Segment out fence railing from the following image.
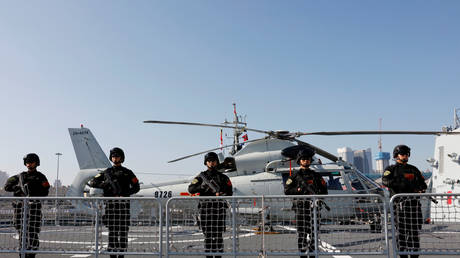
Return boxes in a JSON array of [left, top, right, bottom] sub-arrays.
[[390, 193, 460, 258], [0, 197, 162, 258], [0, 194, 459, 257], [165, 194, 389, 257]]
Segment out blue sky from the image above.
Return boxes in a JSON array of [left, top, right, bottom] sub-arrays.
[[1, 1, 460, 186]]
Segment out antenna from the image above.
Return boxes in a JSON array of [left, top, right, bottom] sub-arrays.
[[378, 118, 382, 152], [455, 108, 460, 130], [222, 103, 247, 155]]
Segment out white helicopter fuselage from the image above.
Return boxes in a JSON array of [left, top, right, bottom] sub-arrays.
[[67, 127, 383, 222]]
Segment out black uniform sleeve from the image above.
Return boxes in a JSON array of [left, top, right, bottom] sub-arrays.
[[30, 173, 50, 197], [381, 166, 392, 188], [188, 175, 204, 194], [316, 175, 328, 195], [88, 172, 107, 189], [220, 175, 233, 196], [127, 169, 140, 196], [4, 175, 21, 194], [284, 174, 300, 195], [414, 167, 428, 193]]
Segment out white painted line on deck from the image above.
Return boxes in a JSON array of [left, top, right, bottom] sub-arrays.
[[278, 225, 351, 258], [320, 240, 352, 258], [278, 225, 296, 231]]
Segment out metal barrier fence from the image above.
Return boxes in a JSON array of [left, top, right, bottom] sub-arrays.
[[4, 194, 460, 257], [390, 193, 460, 258], [0, 197, 162, 257], [165, 194, 389, 257]]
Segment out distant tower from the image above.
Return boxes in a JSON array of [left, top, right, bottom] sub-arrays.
[[337, 147, 354, 164], [375, 118, 390, 174]]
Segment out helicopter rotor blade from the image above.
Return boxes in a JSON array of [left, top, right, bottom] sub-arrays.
[[295, 130, 460, 136], [168, 137, 267, 163], [143, 120, 270, 134], [294, 139, 339, 162]]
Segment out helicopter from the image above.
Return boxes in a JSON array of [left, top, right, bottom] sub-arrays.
[[66, 104, 459, 230]]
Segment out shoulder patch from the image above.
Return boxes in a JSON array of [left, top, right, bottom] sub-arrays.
[[383, 170, 391, 176], [7, 176, 17, 183], [286, 178, 292, 185], [191, 178, 199, 184]]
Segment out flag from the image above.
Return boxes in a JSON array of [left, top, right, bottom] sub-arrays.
[[242, 134, 248, 141], [220, 129, 223, 150]]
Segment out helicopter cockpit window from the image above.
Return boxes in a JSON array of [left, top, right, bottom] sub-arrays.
[[319, 172, 346, 191], [357, 173, 380, 190], [345, 171, 366, 191]]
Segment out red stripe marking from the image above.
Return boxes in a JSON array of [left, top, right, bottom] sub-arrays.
[[447, 191, 453, 205]]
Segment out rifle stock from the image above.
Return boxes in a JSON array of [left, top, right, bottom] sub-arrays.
[[199, 174, 221, 194], [104, 171, 121, 196]]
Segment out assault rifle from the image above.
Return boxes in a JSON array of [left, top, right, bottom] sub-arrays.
[[299, 179, 330, 211], [104, 171, 122, 196], [199, 173, 222, 195], [18, 173, 29, 197]]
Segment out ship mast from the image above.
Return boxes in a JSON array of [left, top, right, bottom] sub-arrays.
[[223, 103, 247, 155], [378, 118, 383, 152], [454, 108, 460, 130]]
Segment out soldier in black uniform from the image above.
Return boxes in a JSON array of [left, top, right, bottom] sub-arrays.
[[88, 147, 140, 258], [382, 145, 427, 258], [4, 153, 50, 258], [188, 152, 233, 258], [284, 148, 328, 258]]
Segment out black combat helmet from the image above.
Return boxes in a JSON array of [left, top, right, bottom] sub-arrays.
[[204, 152, 219, 165], [296, 148, 315, 165], [109, 147, 125, 163], [393, 145, 411, 158], [23, 153, 40, 166]]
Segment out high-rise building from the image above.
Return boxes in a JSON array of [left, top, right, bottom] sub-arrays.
[[337, 147, 374, 174], [375, 152, 391, 174], [353, 148, 373, 174], [337, 147, 354, 164]]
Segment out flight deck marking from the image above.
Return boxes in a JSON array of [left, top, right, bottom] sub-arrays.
[[275, 226, 352, 257], [319, 240, 352, 258]]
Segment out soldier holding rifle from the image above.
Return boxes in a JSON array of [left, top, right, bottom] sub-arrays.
[[89, 147, 140, 258], [284, 148, 328, 258], [382, 145, 427, 258], [5, 153, 50, 258], [189, 152, 233, 258]]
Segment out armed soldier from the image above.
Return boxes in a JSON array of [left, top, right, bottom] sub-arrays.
[[382, 145, 427, 258], [188, 152, 233, 258], [284, 148, 328, 258], [4, 153, 50, 258], [88, 147, 140, 258]]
